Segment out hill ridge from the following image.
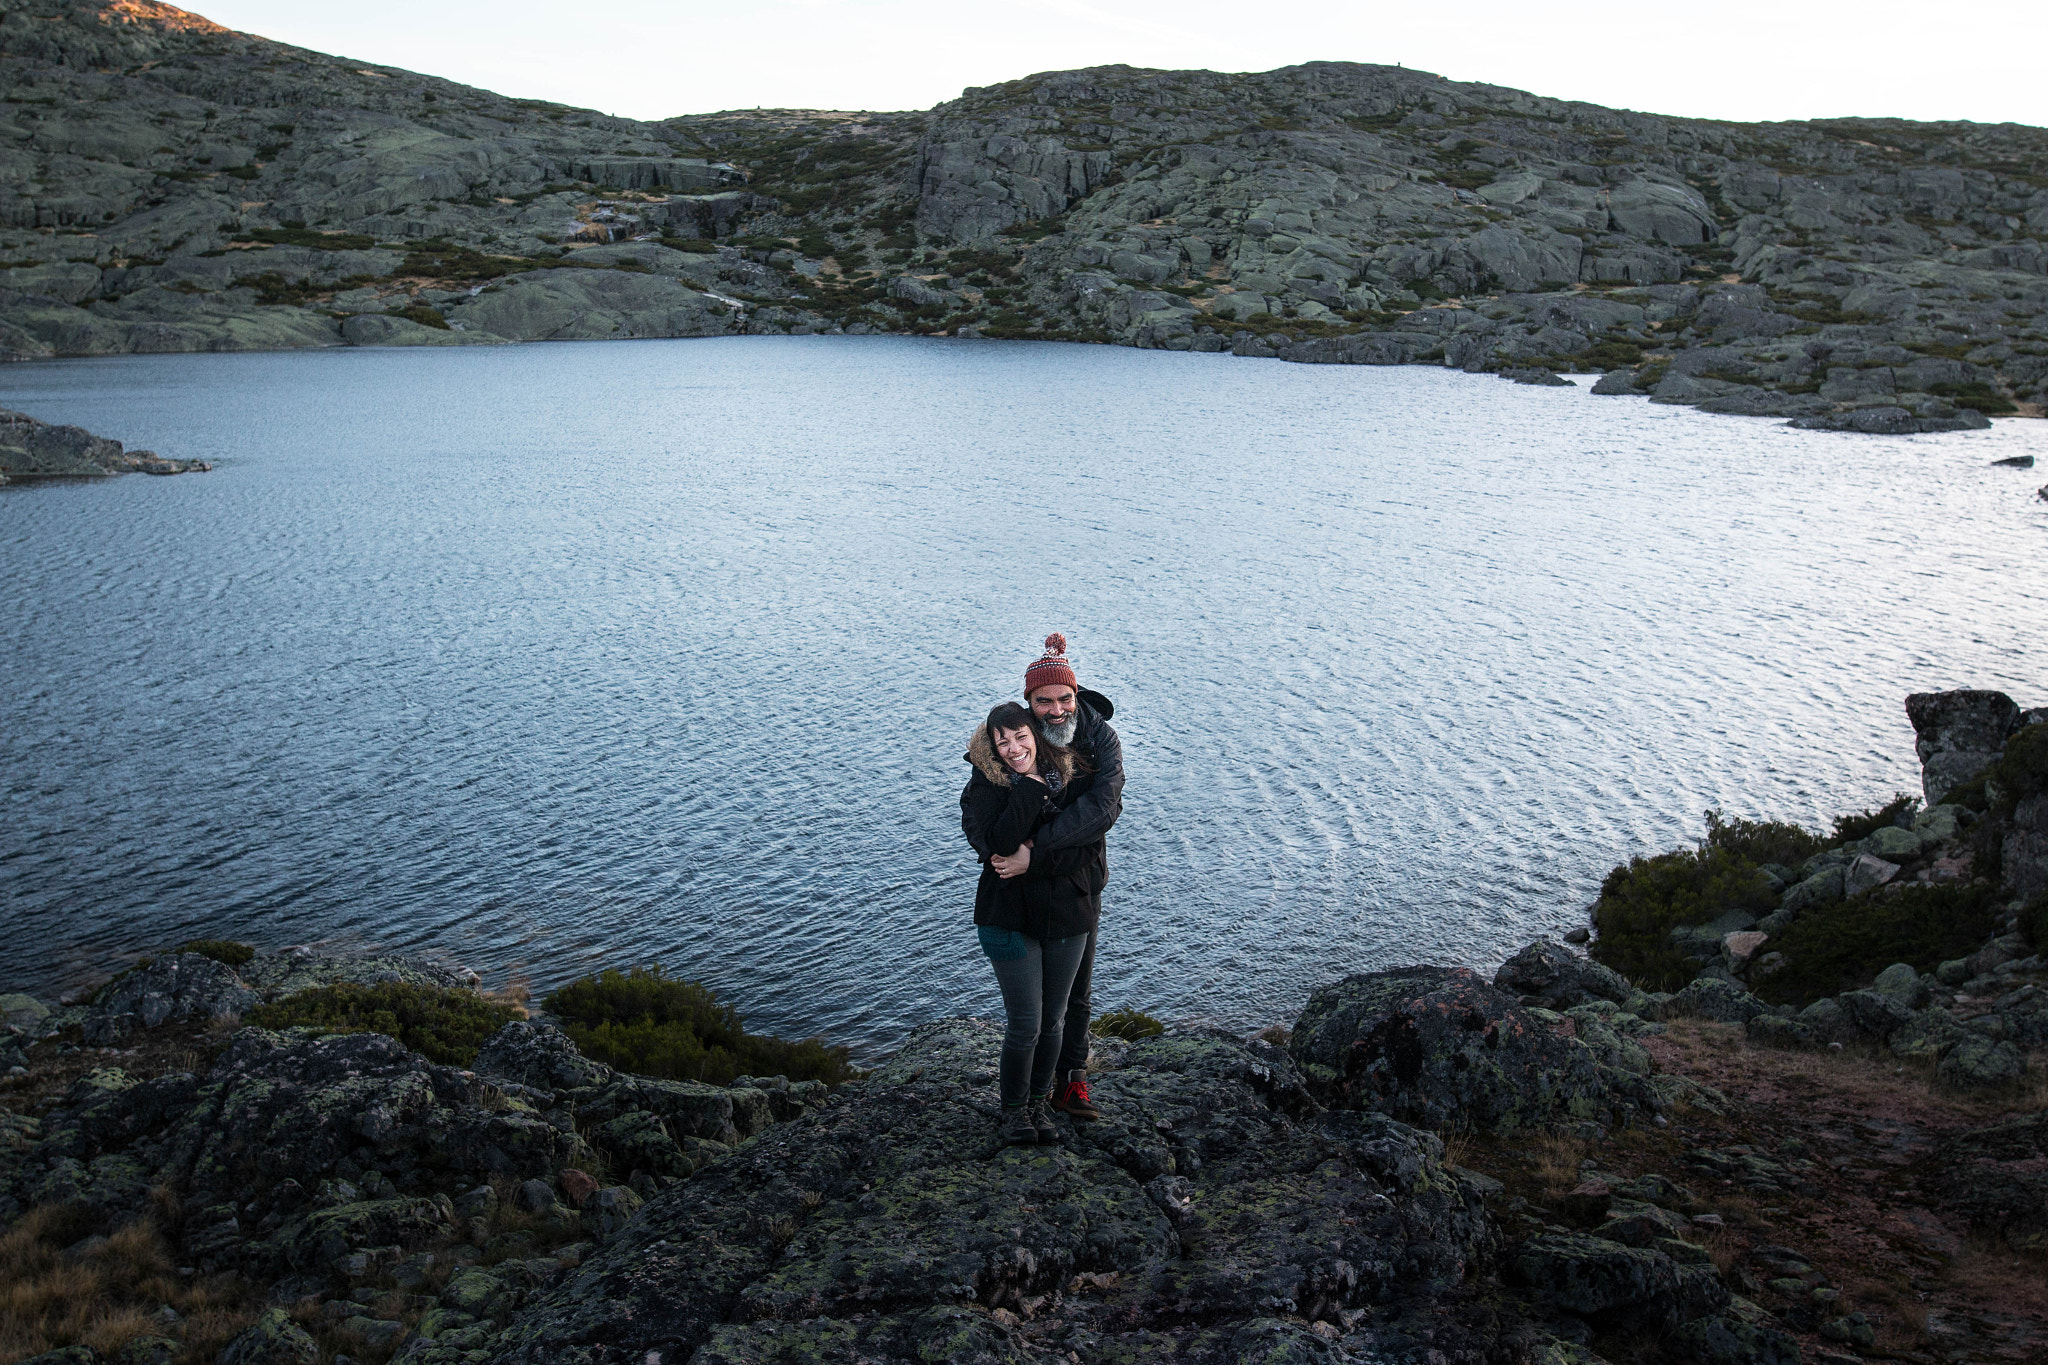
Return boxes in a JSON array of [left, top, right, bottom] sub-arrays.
[[1, 0, 2044, 433]]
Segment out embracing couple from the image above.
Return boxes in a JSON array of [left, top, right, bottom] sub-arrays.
[[959, 633, 1125, 1147]]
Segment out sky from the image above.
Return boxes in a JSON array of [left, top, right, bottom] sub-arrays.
[[192, 0, 2047, 129]]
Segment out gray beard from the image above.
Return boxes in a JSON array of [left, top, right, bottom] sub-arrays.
[[1043, 714, 1078, 747]]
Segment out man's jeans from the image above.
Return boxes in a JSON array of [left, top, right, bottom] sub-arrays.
[[1055, 927, 1096, 1077]]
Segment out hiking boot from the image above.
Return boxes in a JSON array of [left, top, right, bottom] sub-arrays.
[[998, 1105, 1038, 1146], [1049, 1070, 1100, 1122], [1027, 1096, 1059, 1145]]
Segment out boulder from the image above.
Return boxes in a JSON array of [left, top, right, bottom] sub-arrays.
[[1868, 962, 1927, 1007], [1650, 978, 1769, 1024], [1862, 824, 1924, 859], [1291, 966, 1657, 1133], [83, 953, 257, 1043], [1927, 1110, 2048, 1250], [1779, 865, 1843, 914], [474, 1021, 615, 1092], [0, 992, 52, 1034], [1936, 1033, 2026, 1089], [280, 1196, 457, 1270], [1722, 931, 1768, 968], [1593, 1199, 1692, 1247], [1906, 689, 2021, 803], [1674, 1306, 1801, 1365], [215, 1308, 319, 1365], [1842, 852, 1901, 898], [1884, 1008, 1966, 1061], [1834, 988, 1917, 1041], [1493, 939, 1634, 1009], [582, 1185, 643, 1241], [1508, 1232, 1729, 1329]]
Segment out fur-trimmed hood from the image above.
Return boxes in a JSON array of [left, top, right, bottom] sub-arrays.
[[965, 722, 1075, 788]]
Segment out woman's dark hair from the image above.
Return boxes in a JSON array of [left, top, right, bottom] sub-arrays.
[[982, 701, 1091, 778]]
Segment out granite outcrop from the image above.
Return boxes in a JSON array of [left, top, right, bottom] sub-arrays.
[[0, 407, 209, 481], [1, 2, 2044, 436]]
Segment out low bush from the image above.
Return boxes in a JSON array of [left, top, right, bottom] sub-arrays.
[[232, 227, 376, 251], [1703, 809, 1825, 867], [1093, 1008, 1164, 1040], [176, 939, 255, 967], [1589, 842, 1778, 991], [1984, 722, 2048, 817], [659, 236, 719, 253], [545, 966, 856, 1086], [1583, 339, 1645, 368], [1930, 381, 2017, 414], [1754, 880, 2005, 1005], [246, 982, 520, 1065], [397, 241, 545, 282], [1831, 792, 1917, 843], [386, 304, 451, 330]]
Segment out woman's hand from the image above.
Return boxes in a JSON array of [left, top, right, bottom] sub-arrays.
[[991, 841, 1033, 879]]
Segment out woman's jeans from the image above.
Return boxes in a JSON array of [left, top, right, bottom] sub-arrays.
[[983, 932, 1089, 1108]]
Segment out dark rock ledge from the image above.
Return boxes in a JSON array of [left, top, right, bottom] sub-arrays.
[[0, 408, 210, 483], [0, 937, 1791, 1365], [3, 690, 2045, 1365]]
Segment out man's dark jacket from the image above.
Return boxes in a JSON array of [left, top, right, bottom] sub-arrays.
[[959, 691, 1124, 940]]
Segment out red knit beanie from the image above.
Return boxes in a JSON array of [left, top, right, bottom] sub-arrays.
[[1024, 632, 1080, 697]]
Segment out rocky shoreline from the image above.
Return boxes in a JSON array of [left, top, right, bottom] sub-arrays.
[[2, 688, 2044, 1365], [0, 408, 209, 483], [4, 4, 2047, 435]]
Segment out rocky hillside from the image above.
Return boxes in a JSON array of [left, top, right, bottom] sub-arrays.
[[4, 1, 2048, 434]]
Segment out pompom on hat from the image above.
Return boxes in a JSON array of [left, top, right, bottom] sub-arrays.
[[1024, 632, 1080, 697]]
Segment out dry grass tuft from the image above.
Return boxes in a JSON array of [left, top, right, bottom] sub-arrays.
[[79, 1305, 158, 1357], [1527, 1131, 1594, 1198], [483, 969, 532, 1017], [1437, 1132, 1472, 1172], [0, 1207, 254, 1365]]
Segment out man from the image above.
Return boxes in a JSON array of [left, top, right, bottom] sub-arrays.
[[977, 632, 1124, 1122]]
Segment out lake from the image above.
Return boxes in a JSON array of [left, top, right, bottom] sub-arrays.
[[2, 337, 2043, 1053]]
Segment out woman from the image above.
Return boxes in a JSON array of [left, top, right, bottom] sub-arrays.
[[961, 700, 1105, 1145]]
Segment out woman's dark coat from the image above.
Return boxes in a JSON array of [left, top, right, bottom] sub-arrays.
[[959, 725, 1108, 942]]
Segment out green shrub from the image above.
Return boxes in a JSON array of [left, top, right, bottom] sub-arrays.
[[1583, 339, 1645, 368], [998, 219, 1062, 242], [233, 227, 377, 250], [545, 966, 856, 1086], [1831, 793, 1918, 843], [387, 304, 450, 330], [247, 982, 520, 1065], [1985, 722, 2048, 817], [1754, 881, 2005, 1006], [1589, 844, 1778, 991], [176, 939, 254, 967], [1093, 1008, 1165, 1040], [1703, 809, 1824, 867], [660, 237, 719, 253], [1929, 381, 2017, 414]]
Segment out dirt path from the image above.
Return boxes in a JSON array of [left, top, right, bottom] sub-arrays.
[[1461, 1020, 2047, 1364]]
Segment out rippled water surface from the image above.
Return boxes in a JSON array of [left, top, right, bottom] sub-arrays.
[[3, 338, 2043, 1050]]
